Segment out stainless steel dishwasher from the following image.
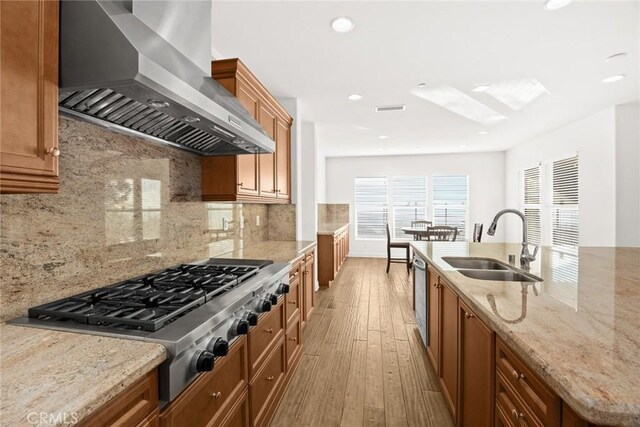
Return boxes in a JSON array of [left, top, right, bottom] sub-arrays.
[[413, 256, 428, 347]]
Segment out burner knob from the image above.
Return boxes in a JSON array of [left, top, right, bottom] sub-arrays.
[[242, 310, 259, 326], [255, 299, 272, 313], [235, 319, 249, 335], [266, 293, 278, 305], [194, 350, 215, 372], [277, 283, 290, 294], [208, 337, 229, 356]]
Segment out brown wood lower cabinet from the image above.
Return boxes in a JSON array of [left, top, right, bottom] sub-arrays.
[[219, 389, 250, 427], [439, 280, 459, 420], [249, 338, 286, 427], [81, 370, 158, 427], [302, 250, 315, 322], [248, 299, 285, 377], [159, 337, 248, 427], [459, 301, 495, 427], [420, 260, 596, 427], [318, 226, 349, 287]]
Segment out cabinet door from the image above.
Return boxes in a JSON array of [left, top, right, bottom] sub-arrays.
[[459, 301, 494, 427], [0, 0, 59, 194], [235, 83, 260, 196], [439, 281, 458, 420], [426, 268, 440, 372], [303, 256, 314, 322], [258, 103, 276, 198], [275, 118, 290, 200]]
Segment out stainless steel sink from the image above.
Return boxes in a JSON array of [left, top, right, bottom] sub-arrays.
[[442, 256, 543, 283], [442, 257, 510, 270], [457, 269, 542, 283]]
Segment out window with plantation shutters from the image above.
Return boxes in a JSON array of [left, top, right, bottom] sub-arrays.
[[523, 166, 541, 245], [391, 176, 428, 240], [551, 155, 579, 250], [432, 175, 468, 240], [354, 177, 388, 239]]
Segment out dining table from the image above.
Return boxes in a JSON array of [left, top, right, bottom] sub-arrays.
[[401, 226, 432, 240]]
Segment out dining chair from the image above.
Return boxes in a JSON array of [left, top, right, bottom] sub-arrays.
[[473, 223, 483, 242], [427, 226, 458, 242], [386, 223, 411, 274], [410, 220, 433, 240]]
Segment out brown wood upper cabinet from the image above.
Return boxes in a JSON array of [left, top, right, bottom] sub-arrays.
[[0, 0, 60, 194], [202, 58, 292, 203]]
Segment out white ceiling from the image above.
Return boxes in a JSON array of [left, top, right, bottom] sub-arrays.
[[211, 1, 639, 157]]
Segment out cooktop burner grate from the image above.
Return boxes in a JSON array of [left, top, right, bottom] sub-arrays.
[[27, 263, 260, 332]]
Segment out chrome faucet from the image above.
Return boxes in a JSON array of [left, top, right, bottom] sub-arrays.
[[486, 209, 539, 270]]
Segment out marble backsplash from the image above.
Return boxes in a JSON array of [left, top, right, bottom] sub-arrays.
[[318, 203, 349, 227], [0, 117, 291, 322], [269, 204, 296, 241]]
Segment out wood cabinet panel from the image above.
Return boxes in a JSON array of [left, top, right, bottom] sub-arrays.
[[81, 370, 158, 427], [496, 338, 561, 427], [285, 315, 301, 370], [318, 228, 348, 288], [136, 409, 159, 427], [285, 278, 300, 327], [302, 251, 315, 322], [248, 298, 285, 377], [439, 280, 458, 420], [459, 301, 494, 427], [258, 103, 276, 198], [496, 370, 541, 427], [0, 0, 59, 193], [159, 337, 248, 427], [275, 119, 290, 199], [426, 267, 440, 373], [249, 338, 286, 427], [219, 389, 250, 427]]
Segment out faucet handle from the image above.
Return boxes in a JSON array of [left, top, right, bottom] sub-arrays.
[[531, 244, 539, 258]]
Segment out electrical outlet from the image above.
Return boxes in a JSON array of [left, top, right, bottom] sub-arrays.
[[222, 217, 229, 231], [256, 215, 261, 226]]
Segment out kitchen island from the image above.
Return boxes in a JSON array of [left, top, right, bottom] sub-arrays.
[[411, 241, 640, 426]]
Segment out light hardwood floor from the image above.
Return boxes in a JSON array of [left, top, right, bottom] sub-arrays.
[[271, 257, 455, 427]]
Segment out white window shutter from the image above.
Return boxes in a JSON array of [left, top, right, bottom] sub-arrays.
[[432, 175, 468, 240], [354, 177, 388, 239]]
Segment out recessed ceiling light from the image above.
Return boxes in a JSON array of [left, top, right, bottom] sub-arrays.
[[378, 135, 389, 140], [477, 131, 489, 135], [472, 84, 490, 93], [347, 93, 363, 101], [601, 74, 626, 83], [605, 52, 628, 63], [544, 0, 572, 10], [331, 17, 354, 33], [375, 105, 406, 112]]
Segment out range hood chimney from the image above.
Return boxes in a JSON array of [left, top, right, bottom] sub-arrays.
[[58, 0, 275, 156]]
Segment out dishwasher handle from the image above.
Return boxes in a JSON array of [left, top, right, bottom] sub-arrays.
[[413, 257, 426, 271]]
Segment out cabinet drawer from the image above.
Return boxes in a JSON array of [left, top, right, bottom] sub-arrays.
[[285, 279, 300, 326], [220, 389, 250, 427], [136, 409, 159, 427], [249, 298, 285, 376], [250, 339, 286, 427], [289, 261, 302, 280], [159, 337, 248, 427], [285, 316, 301, 369], [496, 370, 541, 427], [82, 370, 158, 427], [496, 338, 561, 427]]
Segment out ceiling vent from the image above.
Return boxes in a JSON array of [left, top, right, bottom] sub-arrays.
[[375, 105, 406, 112]]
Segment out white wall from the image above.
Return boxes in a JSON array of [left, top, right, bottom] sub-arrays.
[[325, 152, 505, 257], [615, 102, 640, 247], [504, 108, 617, 246], [300, 122, 318, 241]]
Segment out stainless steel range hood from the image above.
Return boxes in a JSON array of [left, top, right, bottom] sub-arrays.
[[58, 0, 275, 156]]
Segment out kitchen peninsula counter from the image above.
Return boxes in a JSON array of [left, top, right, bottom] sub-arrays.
[[411, 242, 640, 426]]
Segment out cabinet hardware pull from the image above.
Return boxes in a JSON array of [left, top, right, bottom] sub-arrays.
[[288, 301, 296, 305], [265, 328, 273, 333], [45, 147, 60, 157], [511, 409, 523, 419], [266, 376, 275, 381], [289, 337, 297, 341], [465, 312, 476, 319], [211, 392, 221, 400], [512, 370, 526, 381], [237, 182, 243, 186]]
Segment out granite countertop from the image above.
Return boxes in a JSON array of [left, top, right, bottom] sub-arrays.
[[317, 222, 349, 236], [216, 240, 316, 264], [0, 324, 166, 426], [411, 242, 640, 426]]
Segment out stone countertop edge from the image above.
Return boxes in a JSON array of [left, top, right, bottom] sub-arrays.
[[0, 324, 166, 427], [410, 243, 640, 427], [317, 222, 349, 236]]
